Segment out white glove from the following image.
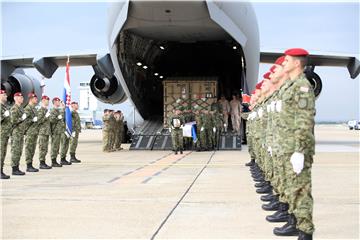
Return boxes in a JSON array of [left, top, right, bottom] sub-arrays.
[[266, 104, 271, 113], [32, 116, 38, 122], [169, 128, 172, 133], [57, 115, 62, 120], [45, 112, 50, 118], [267, 146, 272, 157], [276, 100, 282, 112], [180, 125, 184, 129], [21, 113, 27, 120], [223, 124, 227, 127], [72, 131, 76, 137], [4, 110, 10, 117], [290, 152, 304, 174], [200, 127, 204, 131], [213, 127, 216, 133], [258, 108, 263, 118]]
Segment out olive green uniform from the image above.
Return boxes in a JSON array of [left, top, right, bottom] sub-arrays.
[[70, 110, 81, 154], [24, 104, 40, 164], [38, 106, 51, 163], [10, 104, 27, 167], [1, 103, 12, 171]]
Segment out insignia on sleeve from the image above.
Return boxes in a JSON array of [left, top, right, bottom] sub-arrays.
[[300, 86, 309, 93], [298, 98, 308, 109]]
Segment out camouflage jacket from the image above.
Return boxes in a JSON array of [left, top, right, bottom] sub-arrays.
[[275, 74, 316, 156], [10, 104, 27, 134], [72, 111, 81, 132], [49, 108, 64, 135], [24, 104, 39, 135], [38, 106, 51, 136], [1, 103, 12, 136], [102, 115, 110, 131], [109, 115, 116, 131]]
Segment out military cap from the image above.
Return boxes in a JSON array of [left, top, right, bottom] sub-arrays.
[[0, 89, 6, 94], [28, 92, 37, 98], [52, 97, 60, 101], [275, 55, 286, 65], [14, 92, 23, 97], [256, 80, 264, 89], [269, 65, 276, 73], [284, 48, 309, 56], [71, 101, 78, 105], [42, 95, 50, 100], [263, 72, 271, 80]]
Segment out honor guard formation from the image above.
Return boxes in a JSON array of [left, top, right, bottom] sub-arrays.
[[245, 48, 315, 240], [1, 93, 82, 179]]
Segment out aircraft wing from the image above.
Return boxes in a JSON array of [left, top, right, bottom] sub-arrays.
[[1, 53, 98, 79], [260, 51, 360, 79]]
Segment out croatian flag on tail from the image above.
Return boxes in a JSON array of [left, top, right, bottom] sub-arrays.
[[63, 57, 72, 137]]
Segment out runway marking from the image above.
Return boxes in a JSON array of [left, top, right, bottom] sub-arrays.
[[116, 151, 192, 184], [141, 152, 191, 184], [106, 152, 172, 183], [150, 151, 216, 240]]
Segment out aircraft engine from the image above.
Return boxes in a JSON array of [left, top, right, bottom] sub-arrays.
[[304, 68, 323, 99], [1, 73, 42, 105], [89, 74, 126, 104]]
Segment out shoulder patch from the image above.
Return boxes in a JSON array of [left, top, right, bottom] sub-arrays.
[[300, 86, 309, 93]]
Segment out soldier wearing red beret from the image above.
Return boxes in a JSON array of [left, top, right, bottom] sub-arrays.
[[1, 89, 11, 179], [37, 95, 52, 169]]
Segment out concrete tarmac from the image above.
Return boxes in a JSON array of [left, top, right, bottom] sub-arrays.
[[1, 124, 359, 239]]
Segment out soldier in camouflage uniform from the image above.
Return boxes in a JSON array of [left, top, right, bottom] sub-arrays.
[[59, 101, 72, 165], [49, 97, 64, 167], [23, 93, 40, 172], [114, 111, 124, 150], [1, 90, 11, 179], [113, 111, 121, 150], [108, 110, 116, 152], [194, 108, 203, 151], [102, 109, 111, 152], [169, 109, 184, 154], [272, 49, 315, 240], [10, 92, 27, 175], [201, 110, 213, 151], [69, 102, 81, 163], [37, 95, 52, 169]]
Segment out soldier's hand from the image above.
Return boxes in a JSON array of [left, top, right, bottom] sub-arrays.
[[290, 152, 304, 174], [4, 110, 10, 117], [45, 112, 50, 118], [57, 115, 62, 120], [21, 113, 27, 120], [200, 127, 204, 131], [32, 116, 38, 122], [169, 128, 172, 133], [213, 127, 216, 133], [71, 132, 76, 137]]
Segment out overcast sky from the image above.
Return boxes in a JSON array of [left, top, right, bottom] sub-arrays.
[[1, 1, 359, 122]]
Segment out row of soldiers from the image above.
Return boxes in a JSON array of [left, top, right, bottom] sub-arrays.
[[1, 92, 82, 179], [245, 48, 315, 240], [102, 109, 125, 152], [168, 107, 224, 154]]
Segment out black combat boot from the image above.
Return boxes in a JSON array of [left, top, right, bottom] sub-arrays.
[[40, 161, 52, 169], [256, 185, 273, 194], [70, 153, 81, 163], [1, 165, 10, 179], [262, 198, 280, 211], [12, 166, 25, 175], [255, 181, 269, 188], [245, 159, 255, 167], [273, 214, 299, 236], [26, 163, 39, 172], [175, 150, 178, 155], [261, 193, 277, 202], [60, 157, 72, 165], [298, 230, 312, 240], [52, 159, 62, 168], [180, 148, 183, 154], [266, 203, 289, 222]]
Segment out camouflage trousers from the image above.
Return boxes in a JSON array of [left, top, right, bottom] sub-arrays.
[[69, 131, 79, 154], [51, 133, 61, 160], [102, 130, 110, 152], [1, 133, 10, 167], [211, 129, 220, 149], [114, 130, 123, 150], [171, 129, 183, 150], [60, 133, 70, 158], [25, 133, 39, 164], [108, 130, 115, 150], [199, 129, 212, 149], [247, 136, 256, 160], [11, 130, 25, 167], [38, 134, 50, 162], [282, 153, 314, 234]]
